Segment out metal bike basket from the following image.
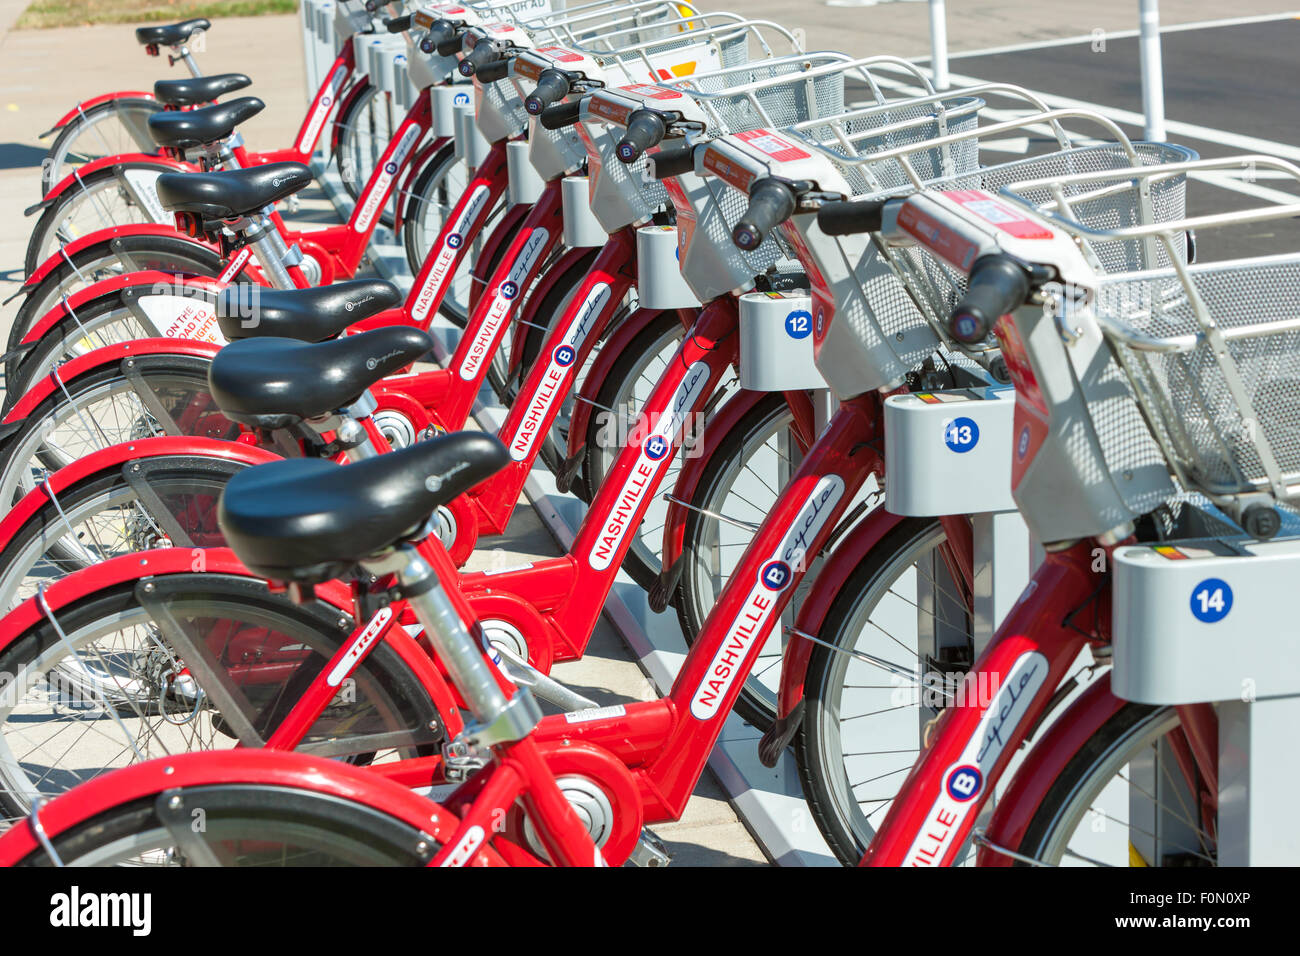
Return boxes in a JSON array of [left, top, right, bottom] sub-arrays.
[[1000, 156, 1300, 509], [516, 13, 796, 182], [787, 96, 1196, 397]]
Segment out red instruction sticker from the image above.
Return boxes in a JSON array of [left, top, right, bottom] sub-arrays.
[[897, 203, 980, 272], [735, 129, 809, 163], [947, 190, 1053, 240], [538, 46, 583, 63], [619, 84, 682, 100]]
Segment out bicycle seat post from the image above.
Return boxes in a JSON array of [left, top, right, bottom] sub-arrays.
[[362, 545, 544, 743]]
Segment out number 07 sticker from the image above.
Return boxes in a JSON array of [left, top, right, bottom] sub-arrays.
[[1191, 578, 1232, 623]]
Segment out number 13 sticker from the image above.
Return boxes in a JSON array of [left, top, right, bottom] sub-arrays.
[[1190, 578, 1232, 623]]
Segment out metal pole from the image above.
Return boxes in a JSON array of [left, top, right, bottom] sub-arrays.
[[1139, 0, 1166, 140], [929, 0, 949, 90]]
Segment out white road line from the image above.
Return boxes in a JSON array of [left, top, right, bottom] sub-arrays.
[[865, 74, 1300, 205], [938, 68, 1300, 164], [910, 11, 1300, 62]]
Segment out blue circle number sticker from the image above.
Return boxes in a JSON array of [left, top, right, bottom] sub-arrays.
[[946, 765, 982, 802], [944, 417, 979, 453], [1190, 578, 1233, 623], [785, 310, 812, 339]]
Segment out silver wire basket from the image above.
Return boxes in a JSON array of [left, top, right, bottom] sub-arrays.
[[1000, 155, 1300, 509], [784, 96, 1196, 393]]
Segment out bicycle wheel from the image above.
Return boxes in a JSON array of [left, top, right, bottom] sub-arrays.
[[7, 236, 224, 384], [0, 359, 235, 512], [576, 311, 689, 591], [401, 141, 498, 328], [1008, 704, 1217, 866], [0, 456, 240, 614], [335, 81, 395, 226], [4, 293, 182, 415], [0, 576, 443, 823], [797, 517, 975, 865], [26, 164, 172, 276], [42, 97, 161, 195], [16, 787, 436, 866], [675, 392, 808, 729]]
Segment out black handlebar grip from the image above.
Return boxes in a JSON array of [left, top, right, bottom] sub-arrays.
[[458, 42, 498, 77], [419, 21, 455, 54], [733, 179, 797, 251], [817, 199, 887, 236], [539, 100, 582, 130], [616, 109, 667, 163], [648, 141, 695, 180], [949, 254, 1031, 343], [385, 14, 412, 32], [526, 69, 571, 115], [476, 58, 511, 83]]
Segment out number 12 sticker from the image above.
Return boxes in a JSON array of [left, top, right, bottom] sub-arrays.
[[1190, 578, 1232, 623]]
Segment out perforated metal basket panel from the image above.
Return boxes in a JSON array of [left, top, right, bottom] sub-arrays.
[[1099, 256, 1300, 503]]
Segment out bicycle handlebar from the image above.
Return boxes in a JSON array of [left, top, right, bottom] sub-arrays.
[[817, 199, 887, 236], [419, 20, 463, 56], [475, 58, 511, 83], [526, 69, 572, 115], [949, 254, 1031, 343], [385, 14, 411, 32], [616, 109, 667, 163], [539, 100, 582, 130], [733, 178, 797, 250], [458, 42, 500, 77], [648, 141, 695, 180]]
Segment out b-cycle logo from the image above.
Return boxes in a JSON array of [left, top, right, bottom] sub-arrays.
[[327, 606, 394, 686], [690, 474, 844, 720], [508, 282, 610, 461], [903, 650, 1047, 866], [643, 435, 669, 460], [588, 360, 710, 571], [459, 227, 551, 382], [354, 122, 422, 234], [410, 184, 491, 323], [298, 64, 348, 154]]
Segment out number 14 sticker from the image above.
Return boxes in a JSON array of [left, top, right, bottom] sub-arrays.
[[1191, 578, 1232, 623]]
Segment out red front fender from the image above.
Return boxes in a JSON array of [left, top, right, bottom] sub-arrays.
[[0, 750, 503, 866], [777, 506, 911, 721], [976, 673, 1128, 866], [0, 437, 279, 550], [24, 223, 219, 290], [0, 547, 351, 655], [21, 271, 227, 347], [39, 154, 192, 206], [49, 91, 157, 133], [4, 337, 222, 423]]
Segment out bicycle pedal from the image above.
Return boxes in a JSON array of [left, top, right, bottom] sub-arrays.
[[628, 828, 672, 867], [757, 700, 803, 768]]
